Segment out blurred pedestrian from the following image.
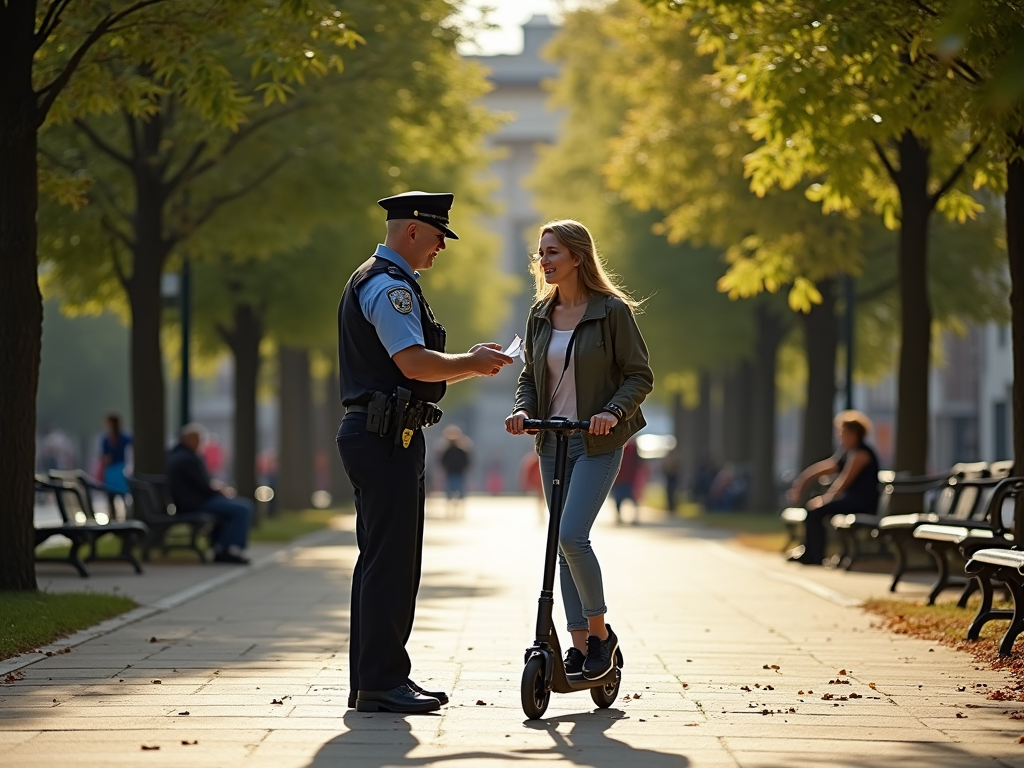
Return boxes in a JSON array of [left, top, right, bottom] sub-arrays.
[[506, 218, 654, 683], [611, 438, 643, 525], [662, 445, 681, 514], [166, 423, 252, 565], [519, 450, 546, 519], [786, 410, 880, 566], [438, 425, 473, 517], [98, 413, 131, 495]]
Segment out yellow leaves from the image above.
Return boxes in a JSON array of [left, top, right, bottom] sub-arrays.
[[789, 277, 823, 313], [255, 81, 296, 107]]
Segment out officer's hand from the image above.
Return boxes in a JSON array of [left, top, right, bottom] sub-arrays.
[[589, 412, 618, 436], [469, 344, 513, 376], [505, 410, 532, 435]]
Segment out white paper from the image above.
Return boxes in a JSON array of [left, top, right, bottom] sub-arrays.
[[504, 334, 525, 361]]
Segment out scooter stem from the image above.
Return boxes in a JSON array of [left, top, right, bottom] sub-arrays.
[[535, 429, 569, 643]]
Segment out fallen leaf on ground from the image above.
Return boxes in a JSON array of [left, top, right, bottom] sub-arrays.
[[149, 637, 161, 643], [141, 745, 160, 751], [741, 686, 751, 692], [151, 680, 161, 685], [476, 700, 487, 706], [178, 711, 190, 716], [181, 740, 198, 746], [956, 712, 967, 718], [271, 699, 284, 705], [839, 669, 847, 676]]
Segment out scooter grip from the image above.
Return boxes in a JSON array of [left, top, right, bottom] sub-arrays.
[[522, 419, 591, 431]]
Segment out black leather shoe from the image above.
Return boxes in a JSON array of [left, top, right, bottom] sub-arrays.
[[356, 684, 440, 713], [408, 679, 448, 705], [564, 647, 586, 678], [213, 551, 250, 565], [582, 624, 618, 680]]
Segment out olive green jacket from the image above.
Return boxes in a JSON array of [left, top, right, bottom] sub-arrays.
[[513, 294, 655, 455]]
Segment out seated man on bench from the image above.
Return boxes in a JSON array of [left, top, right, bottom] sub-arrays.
[[786, 410, 880, 566], [166, 423, 252, 565]]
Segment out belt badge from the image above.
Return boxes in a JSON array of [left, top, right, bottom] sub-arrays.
[[402, 428, 414, 448]]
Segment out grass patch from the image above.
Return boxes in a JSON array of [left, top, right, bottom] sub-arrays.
[[864, 597, 1024, 700], [0, 591, 136, 661], [679, 507, 789, 552], [251, 508, 344, 543]]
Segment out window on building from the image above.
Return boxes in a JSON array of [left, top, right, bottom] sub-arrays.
[[995, 401, 1008, 460]]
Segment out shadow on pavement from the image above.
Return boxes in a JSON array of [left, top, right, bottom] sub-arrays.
[[515, 708, 688, 766], [306, 710, 520, 767]]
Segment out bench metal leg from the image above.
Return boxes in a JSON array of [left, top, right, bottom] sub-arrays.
[[925, 543, 951, 606], [888, 535, 910, 592], [67, 538, 90, 578], [966, 565, 1012, 640], [999, 574, 1024, 657], [957, 578, 979, 609]]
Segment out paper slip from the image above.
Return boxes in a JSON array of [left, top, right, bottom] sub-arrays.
[[504, 334, 525, 361]]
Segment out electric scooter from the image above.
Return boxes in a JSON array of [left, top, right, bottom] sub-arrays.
[[519, 418, 623, 720]]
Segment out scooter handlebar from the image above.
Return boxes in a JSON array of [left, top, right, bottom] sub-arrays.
[[522, 418, 591, 432]]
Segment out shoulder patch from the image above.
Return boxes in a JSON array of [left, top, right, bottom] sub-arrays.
[[387, 286, 414, 314]]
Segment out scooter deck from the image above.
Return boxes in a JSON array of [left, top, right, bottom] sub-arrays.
[[553, 667, 620, 694]]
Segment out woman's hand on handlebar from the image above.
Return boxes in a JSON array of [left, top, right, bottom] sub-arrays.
[[589, 411, 618, 436], [505, 410, 537, 435]]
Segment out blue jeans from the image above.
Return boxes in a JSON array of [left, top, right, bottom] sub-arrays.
[[198, 495, 252, 551], [539, 433, 623, 632]]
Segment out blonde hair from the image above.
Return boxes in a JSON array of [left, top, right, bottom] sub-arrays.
[[532, 219, 640, 312], [834, 410, 873, 439]]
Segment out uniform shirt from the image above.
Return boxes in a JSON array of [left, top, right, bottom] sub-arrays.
[[358, 244, 425, 357]]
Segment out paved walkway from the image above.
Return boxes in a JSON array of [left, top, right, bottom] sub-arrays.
[[4, 497, 1024, 767]]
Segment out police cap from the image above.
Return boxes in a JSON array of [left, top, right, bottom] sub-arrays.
[[377, 191, 459, 240]]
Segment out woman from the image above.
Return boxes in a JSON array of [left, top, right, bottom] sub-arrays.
[[786, 410, 881, 566], [506, 219, 654, 681], [99, 413, 132, 495]]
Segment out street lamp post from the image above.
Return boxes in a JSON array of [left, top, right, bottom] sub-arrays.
[[179, 256, 191, 428], [844, 273, 855, 411]]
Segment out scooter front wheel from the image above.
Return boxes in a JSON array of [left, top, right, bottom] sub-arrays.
[[521, 655, 550, 720]]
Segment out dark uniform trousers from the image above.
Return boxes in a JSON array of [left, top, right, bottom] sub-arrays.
[[337, 412, 426, 693]]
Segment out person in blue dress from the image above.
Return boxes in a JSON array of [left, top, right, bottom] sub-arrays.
[[99, 413, 131, 494]]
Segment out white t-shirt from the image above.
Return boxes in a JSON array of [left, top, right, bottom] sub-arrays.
[[546, 328, 577, 420]]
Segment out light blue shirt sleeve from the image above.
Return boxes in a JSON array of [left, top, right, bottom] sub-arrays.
[[359, 274, 425, 356]]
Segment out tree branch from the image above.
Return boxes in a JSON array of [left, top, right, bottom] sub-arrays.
[[190, 154, 292, 230], [856, 278, 898, 304], [73, 119, 132, 167], [35, 0, 75, 49], [185, 100, 308, 183], [929, 142, 982, 209], [35, 0, 171, 125], [102, 217, 133, 291], [872, 139, 900, 183], [163, 140, 208, 194]]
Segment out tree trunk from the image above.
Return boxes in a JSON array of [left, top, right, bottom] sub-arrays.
[[277, 345, 314, 511], [127, 259, 167, 474], [1007, 136, 1024, 497], [749, 305, 787, 512], [126, 111, 173, 474], [326, 366, 353, 505], [893, 131, 933, 476], [801, 277, 839, 468], [0, 1, 42, 591], [723, 360, 753, 463], [222, 304, 263, 503]]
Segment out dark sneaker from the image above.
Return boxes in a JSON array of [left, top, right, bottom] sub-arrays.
[[563, 647, 586, 678], [582, 624, 618, 681]]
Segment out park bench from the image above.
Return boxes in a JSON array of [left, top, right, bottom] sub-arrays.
[[48, 468, 126, 522], [126, 475, 214, 562], [874, 462, 1009, 591], [909, 469, 1017, 605], [962, 484, 1024, 656], [33, 475, 148, 577]]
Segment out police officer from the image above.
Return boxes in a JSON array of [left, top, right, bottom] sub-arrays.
[[337, 191, 513, 714]]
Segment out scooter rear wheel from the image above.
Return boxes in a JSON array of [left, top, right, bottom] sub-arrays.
[[590, 674, 620, 708], [521, 655, 550, 720]]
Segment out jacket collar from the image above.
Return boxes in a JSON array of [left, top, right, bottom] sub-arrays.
[[533, 293, 608, 320]]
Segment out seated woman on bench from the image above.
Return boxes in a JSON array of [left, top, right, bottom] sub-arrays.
[[786, 410, 880, 566]]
